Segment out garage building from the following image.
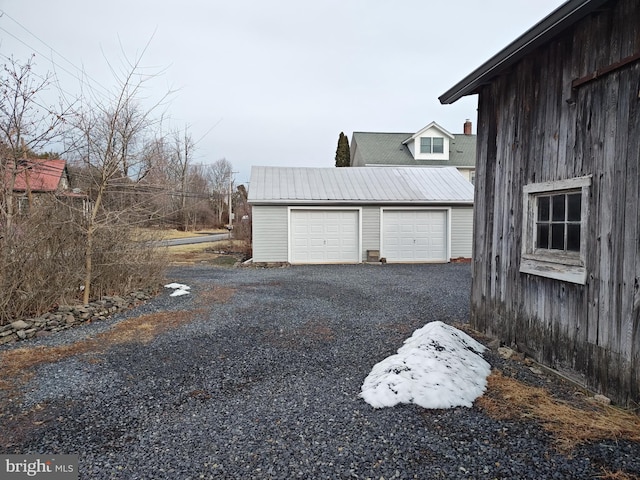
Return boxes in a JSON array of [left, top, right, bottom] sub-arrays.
[[248, 166, 474, 264]]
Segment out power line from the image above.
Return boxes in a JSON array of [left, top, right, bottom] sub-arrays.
[[0, 10, 112, 98]]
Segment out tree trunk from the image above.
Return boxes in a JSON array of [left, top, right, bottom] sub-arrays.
[[83, 224, 93, 305], [83, 184, 105, 304]]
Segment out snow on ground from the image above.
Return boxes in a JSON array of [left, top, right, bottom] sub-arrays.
[[164, 283, 191, 297], [360, 321, 491, 409]]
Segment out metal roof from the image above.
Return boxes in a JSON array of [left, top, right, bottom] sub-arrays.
[[11, 159, 67, 192], [248, 166, 474, 205], [439, 0, 611, 104]]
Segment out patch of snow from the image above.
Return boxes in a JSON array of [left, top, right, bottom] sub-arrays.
[[360, 321, 490, 410], [164, 283, 191, 297]]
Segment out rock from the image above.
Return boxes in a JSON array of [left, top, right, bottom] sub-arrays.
[[16, 330, 27, 340], [529, 367, 543, 375], [497, 346, 514, 359], [592, 394, 611, 406], [33, 318, 47, 327], [10, 320, 30, 330], [24, 328, 37, 338], [487, 338, 501, 350], [0, 334, 17, 344], [65, 314, 76, 325]]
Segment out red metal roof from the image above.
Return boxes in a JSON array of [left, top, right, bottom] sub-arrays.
[[11, 159, 68, 193]]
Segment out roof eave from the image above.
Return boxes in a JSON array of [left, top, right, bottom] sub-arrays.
[[439, 0, 611, 104], [249, 200, 474, 206]]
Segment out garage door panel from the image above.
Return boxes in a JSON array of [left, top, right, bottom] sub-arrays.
[[291, 210, 359, 264], [383, 210, 447, 262]]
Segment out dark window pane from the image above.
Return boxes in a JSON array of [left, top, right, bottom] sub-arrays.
[[538, 196, 550, 221], [432, 137, 444, 153], [552, 195, 565, 221], [551, 224, 565, 249], [567, 193, 581, 221], [537, 224, 549, 249], [567, 224, 581, 251], [420, 137, 431, 153]]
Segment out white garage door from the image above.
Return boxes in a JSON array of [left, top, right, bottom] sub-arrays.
[[290, 210, 359, 264], [382, 210, 447, 262]]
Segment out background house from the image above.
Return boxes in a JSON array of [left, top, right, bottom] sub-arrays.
[[12, 158, 70, 192], [440, 0, 639, 406], [350, 120, 476, 183], [248, 166, 473, 264], [9, 158, 77, 212]]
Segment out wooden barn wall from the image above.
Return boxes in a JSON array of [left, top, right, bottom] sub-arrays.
[[471, 0, 640, 405]]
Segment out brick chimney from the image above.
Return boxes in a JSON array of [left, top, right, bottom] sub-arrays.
[[463, 119, 472, 135]]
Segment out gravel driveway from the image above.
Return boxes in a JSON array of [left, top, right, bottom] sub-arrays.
[[1, 263, 638, 479]]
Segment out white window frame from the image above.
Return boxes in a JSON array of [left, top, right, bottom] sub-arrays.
[[520, 175, 591, 285], [419, 136, 444, 154]]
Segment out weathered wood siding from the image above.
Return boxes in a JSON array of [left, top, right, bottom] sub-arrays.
[[472, 0, 640, 405]]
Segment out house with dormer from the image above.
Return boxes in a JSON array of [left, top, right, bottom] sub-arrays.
[[350, 120, 476, 184]]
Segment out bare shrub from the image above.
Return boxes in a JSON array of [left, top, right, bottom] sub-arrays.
[[233, 216, 252, 259], [0, 197, 85, 323], [0, 197, 166, 325], [89, 223, 166, 299]]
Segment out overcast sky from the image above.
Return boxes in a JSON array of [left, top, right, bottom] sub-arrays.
[[1, 1, 565, 185]]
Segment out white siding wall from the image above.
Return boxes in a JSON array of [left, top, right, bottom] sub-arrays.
[[361, 206, 380, 261], [252, 204, 473, 263], [450, 206, 474, 258], [252, 205, 289, 262]]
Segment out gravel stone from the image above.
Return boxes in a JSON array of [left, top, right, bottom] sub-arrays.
[[1, 263, 638, 479]]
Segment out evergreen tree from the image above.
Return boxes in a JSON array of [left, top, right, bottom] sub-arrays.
[[335, 132, 350, 167]]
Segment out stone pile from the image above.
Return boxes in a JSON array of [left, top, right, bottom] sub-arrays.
[[0, 290, 155, 345]]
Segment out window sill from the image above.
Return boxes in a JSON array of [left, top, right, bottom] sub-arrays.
[[520, 257, 587, 285]]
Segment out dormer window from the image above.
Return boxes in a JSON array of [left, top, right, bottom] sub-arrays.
[[420, 137, 444, 154], [404, 122, 453, 161]]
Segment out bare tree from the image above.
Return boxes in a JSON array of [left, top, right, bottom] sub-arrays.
[[206, 158, 233, 226], [167, 126, 196, 230], [0, 56, 78, 322], [68, 53, 169, 304], [183, 163, 213, 230], [0, 55, 69, 234]]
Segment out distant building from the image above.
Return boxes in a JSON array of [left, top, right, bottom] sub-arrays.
[[350, 120, 476, 184]]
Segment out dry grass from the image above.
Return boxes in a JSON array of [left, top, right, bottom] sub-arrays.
[[477, 370, 640, 452], [166, 240, 246, 265], [193, 286, 237, 307], [597, 468, 640, 480], [0, 310, 197, 392]]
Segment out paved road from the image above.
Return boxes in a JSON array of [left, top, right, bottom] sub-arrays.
[[159, 232, 231, 246]]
